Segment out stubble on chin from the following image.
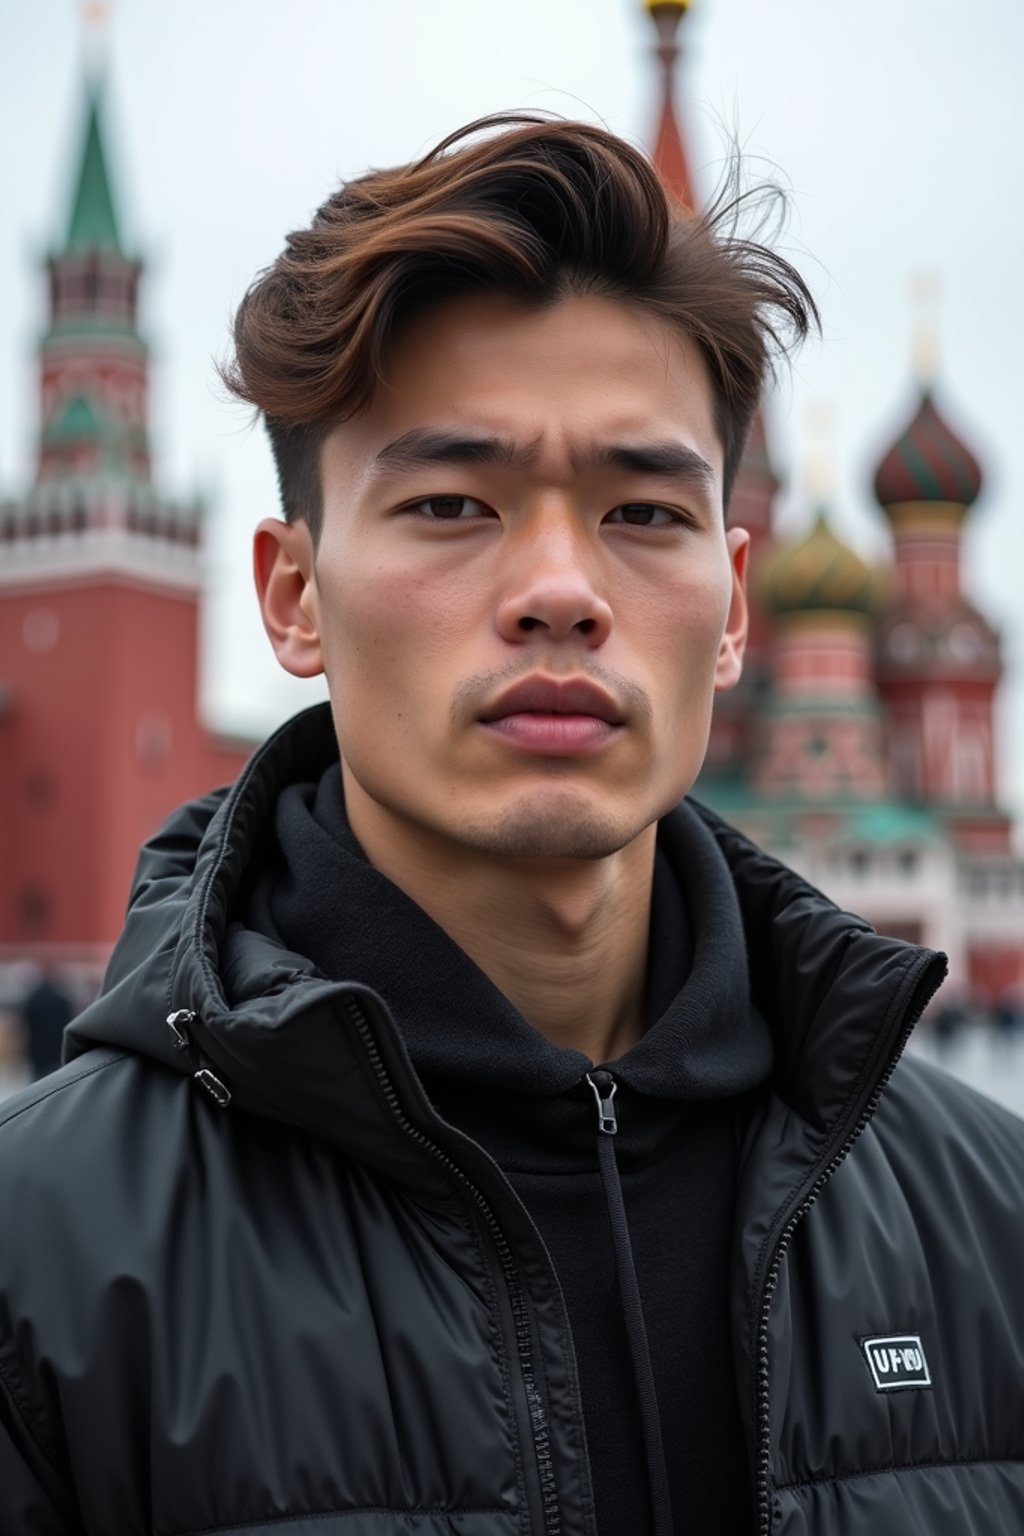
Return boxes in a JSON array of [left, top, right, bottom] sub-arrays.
[[447, 789, 639, 862]]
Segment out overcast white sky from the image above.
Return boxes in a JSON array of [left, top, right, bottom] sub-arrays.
[[2, 0, 1022, 830]]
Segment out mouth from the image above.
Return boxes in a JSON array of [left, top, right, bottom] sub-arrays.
[[478, 675, 624, 755]]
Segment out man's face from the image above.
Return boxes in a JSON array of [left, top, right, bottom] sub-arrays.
[[262, 291, 748, 861]]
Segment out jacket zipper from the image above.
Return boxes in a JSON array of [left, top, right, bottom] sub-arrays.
[[751, 955, 944, 1535], [343, 993, 562, 1536]]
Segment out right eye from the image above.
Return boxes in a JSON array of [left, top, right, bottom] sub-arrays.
[[407, 495, 495, 520]]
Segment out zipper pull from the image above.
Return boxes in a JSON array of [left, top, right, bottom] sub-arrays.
[[586, 1070, 618, 1135]]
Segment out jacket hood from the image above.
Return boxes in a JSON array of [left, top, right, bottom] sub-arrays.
[[67, 703, 947, 1176]]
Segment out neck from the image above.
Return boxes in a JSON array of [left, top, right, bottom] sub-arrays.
[[343, 773, 656, 1064]]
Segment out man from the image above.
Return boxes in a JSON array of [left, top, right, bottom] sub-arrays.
[[1, 117, 1022, 1536], [19, 967, 73, 1081]]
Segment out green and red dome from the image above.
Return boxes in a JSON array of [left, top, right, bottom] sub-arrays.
[[873, 390, 982, 509], [762, 509, 879, 618]]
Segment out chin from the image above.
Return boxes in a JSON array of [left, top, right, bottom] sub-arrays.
[[448, 791, 647, 862]]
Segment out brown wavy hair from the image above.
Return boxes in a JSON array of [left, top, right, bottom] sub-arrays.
[[223, 115, 817, 540]]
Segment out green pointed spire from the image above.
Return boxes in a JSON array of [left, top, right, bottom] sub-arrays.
[[64, 81, 122, 253]]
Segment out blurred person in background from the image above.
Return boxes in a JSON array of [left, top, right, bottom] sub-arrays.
[[19, 966, 73, 1080], [1, 117, 1023, 1536]]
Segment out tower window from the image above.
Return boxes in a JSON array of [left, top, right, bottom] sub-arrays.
[[22, 607, 61, 654], [19, 885, 53, 932], [25, 770, 57, 811]]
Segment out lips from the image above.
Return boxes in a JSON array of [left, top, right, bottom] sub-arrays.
[[479, 675, 624, 725]]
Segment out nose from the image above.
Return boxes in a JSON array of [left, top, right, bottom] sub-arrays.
[[495, 514, 613, 647]]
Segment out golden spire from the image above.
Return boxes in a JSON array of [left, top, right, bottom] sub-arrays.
[[81, 0, 111, 77], [910, 269, 942, 389], [804, 401, 836, 504]]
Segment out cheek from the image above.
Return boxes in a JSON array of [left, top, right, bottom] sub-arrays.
[[650, 572, 731, 691], [317, 559, 471, 724]]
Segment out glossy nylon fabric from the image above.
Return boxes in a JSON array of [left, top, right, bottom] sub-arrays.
[[0, 1053, 526, 1535], [1, 704, 1022, 1534], [758, 1060, 1024, 1532]]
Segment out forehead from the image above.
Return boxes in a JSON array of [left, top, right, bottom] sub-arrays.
[[324, 291, 724, 491]]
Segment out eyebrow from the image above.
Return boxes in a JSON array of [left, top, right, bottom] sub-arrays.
[[371, 427, 717, 491], [372, 429, 528, 473], [576, 441, 716, 489]]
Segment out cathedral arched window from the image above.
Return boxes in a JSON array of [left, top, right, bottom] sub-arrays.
[[952, 726, 988, 804], [887, 623, 919, 664], [892, 727, 921, 797], [949, 622, 983, 665]]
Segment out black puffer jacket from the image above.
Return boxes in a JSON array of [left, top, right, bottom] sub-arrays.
[[2, 705, 1023, 1535]]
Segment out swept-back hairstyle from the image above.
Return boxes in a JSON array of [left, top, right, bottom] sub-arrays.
[[224, 115, 817, 539]]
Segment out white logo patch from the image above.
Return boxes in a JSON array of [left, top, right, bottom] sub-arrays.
[[861, 1334, 932, 1392]]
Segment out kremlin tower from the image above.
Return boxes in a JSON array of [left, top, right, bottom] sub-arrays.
[[0, 74, 252, 970]]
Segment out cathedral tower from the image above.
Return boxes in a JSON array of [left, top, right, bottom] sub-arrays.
[[756, 508, 887, 801], [872, 376, 1008, 853]]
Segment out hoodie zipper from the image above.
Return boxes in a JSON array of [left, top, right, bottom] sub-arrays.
[[586, 1071, 673, 1536], [751, 954, 944, 1535], [343, 993, 563, 1536]]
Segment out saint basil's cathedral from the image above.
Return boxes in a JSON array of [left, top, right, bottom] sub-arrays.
[[2, 1, 1023, 1008]]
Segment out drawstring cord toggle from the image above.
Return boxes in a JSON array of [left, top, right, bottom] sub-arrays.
[[165, 1010, 232, 1109]]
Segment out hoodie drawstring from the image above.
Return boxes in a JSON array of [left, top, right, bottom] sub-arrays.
[[586, 1070, 674, 1536]]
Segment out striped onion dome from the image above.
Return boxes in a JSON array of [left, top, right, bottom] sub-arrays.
[[762, 509, 878, 617], [873, 390, 982, 509]]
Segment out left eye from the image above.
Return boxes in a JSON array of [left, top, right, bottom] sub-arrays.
[[410, 495, 493, 520], [605, 503, 682, 527]]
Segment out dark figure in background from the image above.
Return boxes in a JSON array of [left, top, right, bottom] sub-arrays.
[[20, 971, 72, 1079], [992, 991, 1023, 1046], [930, 989, 970, 1054]]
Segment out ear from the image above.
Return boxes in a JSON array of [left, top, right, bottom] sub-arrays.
[[715, 526, 750, 692], [253, 517, 324, 679]]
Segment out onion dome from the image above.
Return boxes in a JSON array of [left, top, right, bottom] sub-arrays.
[[873, 390, 982, 509], [762, 509, 879, 617]]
